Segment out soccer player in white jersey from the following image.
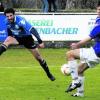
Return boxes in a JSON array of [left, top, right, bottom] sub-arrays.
[[65, 3, 100, 97]]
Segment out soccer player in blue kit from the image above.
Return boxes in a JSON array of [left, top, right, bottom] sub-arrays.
[[65, 3, 100, 97], [0, 8, 55, 81]]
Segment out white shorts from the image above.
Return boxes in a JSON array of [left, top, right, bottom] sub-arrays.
[[80, 47, 100, 67]]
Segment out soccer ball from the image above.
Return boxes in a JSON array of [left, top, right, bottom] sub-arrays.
[[61, 64, 71, 76]]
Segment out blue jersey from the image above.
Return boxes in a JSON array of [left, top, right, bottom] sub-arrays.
[[89, 17, 100, 57], [95, 16, 100, 24], [5, 15, 42, 44], [5, 15, 32, 36]]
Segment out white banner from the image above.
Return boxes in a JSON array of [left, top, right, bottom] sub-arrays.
[[20, 14, 96, 41]]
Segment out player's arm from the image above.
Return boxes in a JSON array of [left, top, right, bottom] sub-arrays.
[[71, 36, 92, 49], [71, 24, 100, 49], [76, 36, 92, 47], [30, 27, 44, 48], [30, 28, 42, 44], [19, 17, 44, 48]]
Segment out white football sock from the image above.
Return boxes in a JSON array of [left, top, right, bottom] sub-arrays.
[[68, 60, 78, 83], [77, 76, 85, 93]]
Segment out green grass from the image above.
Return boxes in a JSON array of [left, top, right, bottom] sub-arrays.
[[0, 48, 100, 100]]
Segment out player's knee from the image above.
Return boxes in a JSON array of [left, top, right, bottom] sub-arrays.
[[66, 50, 74, 58], [4, 36, 13, 46]]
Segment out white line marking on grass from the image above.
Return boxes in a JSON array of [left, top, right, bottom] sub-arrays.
[[0, 66, 56, 69], [0, 67, 34, 69], [0, 87, 15, 90]]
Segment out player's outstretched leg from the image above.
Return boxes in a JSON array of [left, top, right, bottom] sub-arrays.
[[0, 44, 7, 55], [39, 59, 55, 81]]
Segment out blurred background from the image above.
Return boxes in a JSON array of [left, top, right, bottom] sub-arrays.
[[0, 0, 100, 12]]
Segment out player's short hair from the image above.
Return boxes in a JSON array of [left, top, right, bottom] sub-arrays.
[[97, 1, 100, 7], [4, 8, 15, 15]]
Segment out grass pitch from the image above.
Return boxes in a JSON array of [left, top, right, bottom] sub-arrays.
[[0, 48, 100, 100]]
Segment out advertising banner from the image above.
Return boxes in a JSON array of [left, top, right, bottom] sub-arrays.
[[0, 14, 7, 41], [0, 13, 97, 42], [21, 14, 97, 41]]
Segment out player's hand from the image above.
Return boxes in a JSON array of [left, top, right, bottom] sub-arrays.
[[70, 43, 78, 49], [38, 43, 45, 48]]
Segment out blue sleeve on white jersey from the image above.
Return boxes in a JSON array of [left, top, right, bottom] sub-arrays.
[[89, 25, 100, 39]]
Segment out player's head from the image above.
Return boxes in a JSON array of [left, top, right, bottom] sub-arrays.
[[4, 8, 15, 23], [97, 1, 100, 16]]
